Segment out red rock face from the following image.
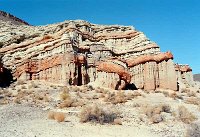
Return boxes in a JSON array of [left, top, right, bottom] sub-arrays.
[[97, 61, 131, 89], [175, 64, 192, 72], [0, 20, 195, 90], [97, 62, 131, 83], [126, 51, 173, 67]]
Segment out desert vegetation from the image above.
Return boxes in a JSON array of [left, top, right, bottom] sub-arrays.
[[141, 104, 171, 123], [48, 111, 66, 122], [0, 80, 200, 137], [176, 106, 197, 124], [79, 105, 121, 125]]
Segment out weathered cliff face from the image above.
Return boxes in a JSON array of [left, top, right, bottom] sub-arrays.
[[127, 53, 177, 90], [175, 64, 195, 91], [0, 12, 196, 90]]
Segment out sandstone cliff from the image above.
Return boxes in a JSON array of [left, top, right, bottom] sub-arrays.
[[0, 11, 196, 91]]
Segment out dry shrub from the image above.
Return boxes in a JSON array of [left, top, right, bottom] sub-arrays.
[[163, 90, 177, 99], [142, 104, 171, 123], [185, 97, 200, 105], [187, 91, 197, 97], [79, 105, 120, 125], [177, 106, 197, 124], [4, 91, 12, 97], [0, 98, 9, 105], [54, 112, 65, 122], [58, 99, 73, 108], [48, 111, 65, 122], [71, 100, 84, 107], [181, 88, 191, 93], [126, 91, 141, 100], [58, 98, 84, 108], [95, 87, 105, 93], [48, 111, 55, 119], [59, 87, 70, 101], [126, 93, 133, 100], [104, 91, 127, 104], [104, 91, 142, 104], [113, 118, 122, 125], [16, 90, 27, 99], [13, 97, 21, 104]]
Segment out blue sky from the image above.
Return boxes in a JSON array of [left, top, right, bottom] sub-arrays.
[[1, 0, 200, 73]]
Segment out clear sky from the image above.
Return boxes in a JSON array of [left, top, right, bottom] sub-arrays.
[[1, 0, 200, 73]]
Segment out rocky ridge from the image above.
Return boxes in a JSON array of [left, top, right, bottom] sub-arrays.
[[0, 11, 199, 91]]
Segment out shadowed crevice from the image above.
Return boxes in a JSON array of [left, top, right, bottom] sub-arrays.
[[0, 67, 15, 87]]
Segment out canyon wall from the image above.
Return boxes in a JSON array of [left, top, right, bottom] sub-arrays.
[[0, 17, 196, 91]]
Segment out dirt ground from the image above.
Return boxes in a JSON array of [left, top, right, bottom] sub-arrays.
[[0, 80, 200, 137]]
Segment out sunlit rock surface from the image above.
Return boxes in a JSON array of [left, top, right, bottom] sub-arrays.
[[0, 11, 195, 90]]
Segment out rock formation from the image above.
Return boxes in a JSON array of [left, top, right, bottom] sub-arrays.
[[0, 11, 197, 90]]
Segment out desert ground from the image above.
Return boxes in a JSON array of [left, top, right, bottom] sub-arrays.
[[0, 80, 200, 137]]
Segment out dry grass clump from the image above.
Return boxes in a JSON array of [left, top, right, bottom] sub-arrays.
[[103, 91, 141, 104], [29, 92, 50, 105], [15, 89, 50, 105], [104, 91, 127, 104], [79, 105, 120, 125], [54, 112, 66, 122], [163, 90, 178, 99], [3, 90, 12, 97], [95, 87, 107, 93], [47, 111, 65, 122], [58, 97, 84, 108], [12, 90, 28, 103], [58, 87, 84, 108], [47, 111, 55, 119], [59, 87, 70, 101], [142, 104, 171, 123], [181, 88, 191, 93], [13, 97, 21, 104], [113, 118, 122, 125], [176, 106, 197, 124], [185, 97, 200, 105], [126, 91, 142, 100], [0, 98, 9, 105], [187, 91, 197, 97]]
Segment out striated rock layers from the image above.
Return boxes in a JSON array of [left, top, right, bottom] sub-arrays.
[[0, 12, 195, 90]]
